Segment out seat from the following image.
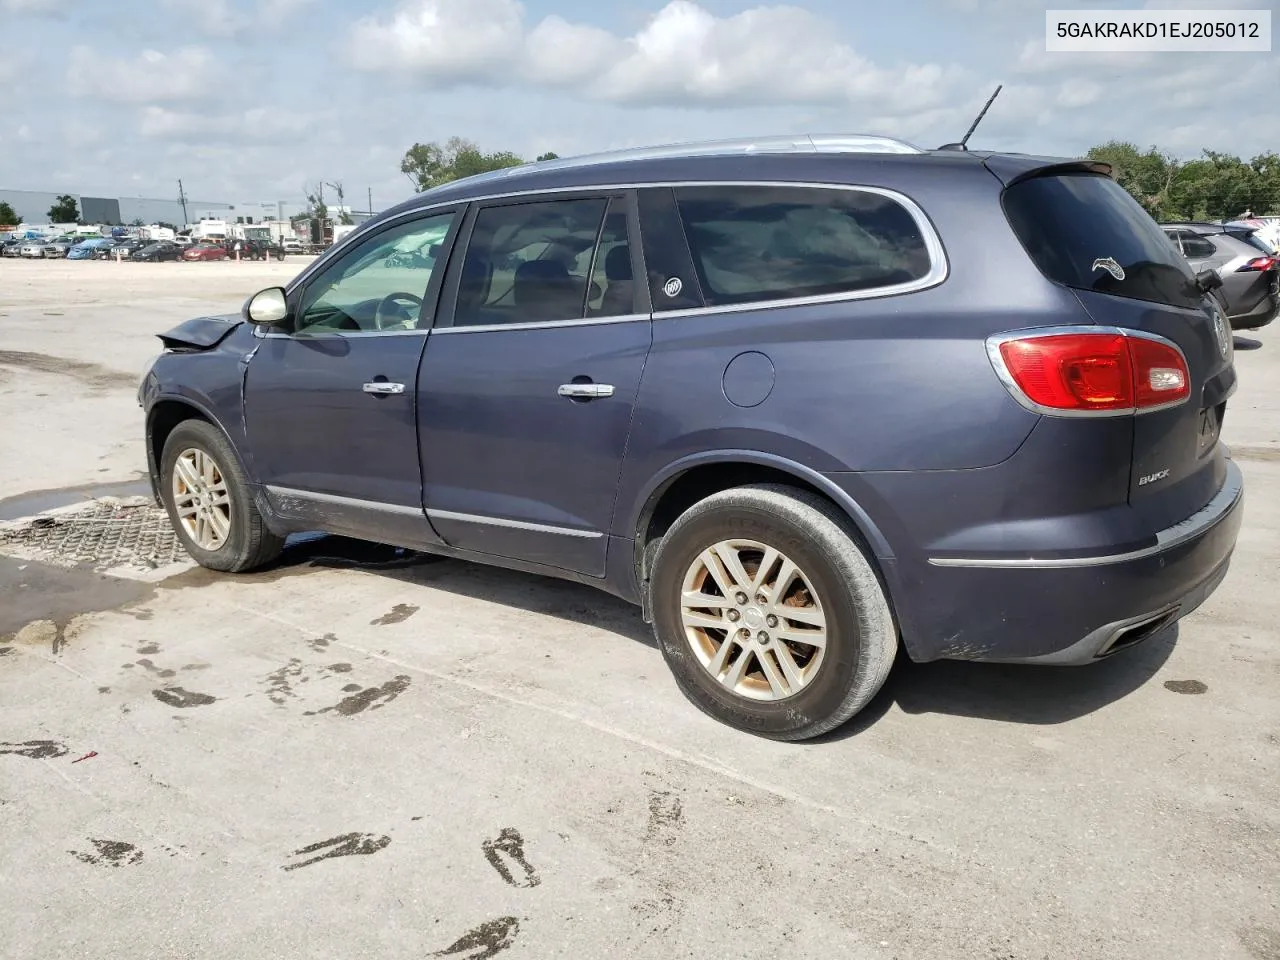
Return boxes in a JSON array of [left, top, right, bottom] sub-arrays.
[[597, 245, 634, 316], [513, 259, 578, 321]]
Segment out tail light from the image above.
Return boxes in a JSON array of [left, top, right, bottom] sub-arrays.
[[988, 328, 1190, 416], [1237, 257, 1275, 272]]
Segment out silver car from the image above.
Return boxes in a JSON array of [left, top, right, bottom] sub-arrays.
[[1163, 222, 1279, 330], [19, 239, 51, 258], [42, 238, 75, 258]]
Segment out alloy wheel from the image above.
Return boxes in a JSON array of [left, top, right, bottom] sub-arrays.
[[171, 447, 233, 551], [680, 539, 828, 701]]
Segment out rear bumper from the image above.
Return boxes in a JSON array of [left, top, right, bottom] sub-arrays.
[[1229, 286, 1278, 330], [892, 459, 1244, 664]]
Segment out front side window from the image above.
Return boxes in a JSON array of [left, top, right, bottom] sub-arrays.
[[673, 185, 932, 308], [294, 213, 455, 333], [452, 197, 616, 327]]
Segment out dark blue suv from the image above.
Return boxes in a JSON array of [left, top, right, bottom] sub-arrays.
[[139, 134, 1244, 739]]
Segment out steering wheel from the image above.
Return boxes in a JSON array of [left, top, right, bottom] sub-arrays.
[[373, 292, 423, 331]]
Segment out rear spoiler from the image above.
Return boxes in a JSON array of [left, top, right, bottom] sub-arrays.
[[981, 155, 1113, 187]]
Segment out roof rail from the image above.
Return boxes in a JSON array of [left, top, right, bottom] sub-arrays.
[[448, 134, 925, 189]]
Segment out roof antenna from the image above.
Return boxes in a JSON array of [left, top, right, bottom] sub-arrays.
[[937, 84, 1003, 152]]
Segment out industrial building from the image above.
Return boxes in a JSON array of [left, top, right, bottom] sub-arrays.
[[0, 189, 320, 228]]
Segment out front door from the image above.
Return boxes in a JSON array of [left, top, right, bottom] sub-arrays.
[[242, 209, 460, 546], [418, 193, 651, 577]]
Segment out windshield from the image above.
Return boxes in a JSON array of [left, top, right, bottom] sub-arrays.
[[1003, 172, 1202, 310]]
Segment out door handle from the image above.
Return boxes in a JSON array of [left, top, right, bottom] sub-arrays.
[[363, 381, 406, 395], [558, 383, 614, 399]]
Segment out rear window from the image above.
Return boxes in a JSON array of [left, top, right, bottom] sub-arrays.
[[673, 185, 933, 307], [1235, 231, 1274, 255], [1003, 173, 1202, 309]]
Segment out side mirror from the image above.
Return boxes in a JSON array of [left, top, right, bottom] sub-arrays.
[[244, 286, 288, 326], [1196, 268, 1223, 293]]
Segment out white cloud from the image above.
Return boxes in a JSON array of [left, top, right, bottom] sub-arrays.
[[258, 0, 316, 28], [350, 0, 965, 112], [1, 0, 66, 13], [350, 0, 523, 77], [139, 105, 324, 144], [66, 46, 218, 102], [162, 0, 244, 38]]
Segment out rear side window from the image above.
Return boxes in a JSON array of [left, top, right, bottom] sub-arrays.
[[1003, 173, 1201, 309], [1181, 235, 1216, 259], [672, 185, 932, 307]]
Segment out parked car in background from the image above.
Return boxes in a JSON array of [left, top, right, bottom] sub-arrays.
[[67, 238, 116, 260], [182, 243, 228, 262], [41, 238, 75, 258], [1163, 222, 1278, 330], [139, 135, 1244, 739], [2, 236, 27, 257], [99, 238, 149, 260], [172, 235, 194, 248], [281, 237, 304, 254], [132, 241, 183, 262], [19, 239, 51, 258], [1226, 217, 1280, 255]]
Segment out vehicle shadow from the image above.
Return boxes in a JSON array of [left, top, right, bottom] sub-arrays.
[[268, 535, 1176, 730], [272, 534, 657, 648], [1233, 335, 1263, 351], [818, 625, 1178, 741]]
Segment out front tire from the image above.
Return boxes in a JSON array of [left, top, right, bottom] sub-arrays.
[[649, 484, 897, 740], [160, 419, 284, 572]]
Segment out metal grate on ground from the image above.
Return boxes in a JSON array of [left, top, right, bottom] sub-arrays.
[[0, 498, 190, 572]]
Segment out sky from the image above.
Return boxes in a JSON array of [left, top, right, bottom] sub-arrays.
[[0, 0, 1276, 210]]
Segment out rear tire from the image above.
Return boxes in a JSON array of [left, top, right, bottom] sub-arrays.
[[160, 419, 284, 572], [649, 484, 896, 740]]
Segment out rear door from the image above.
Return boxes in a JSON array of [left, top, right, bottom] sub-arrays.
[[1001, 172, 1234, 529], [416, 192, 651, 577]]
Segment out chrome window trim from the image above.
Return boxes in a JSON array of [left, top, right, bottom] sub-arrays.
[[426, 508, 603, 539], [431, 312, 649, 335], [985, 324, 1193, 419], [285, 181, 950, 315], [254, 326, 429, 340], [927, 459, 1242, 569], [265, 485, 426, 517]]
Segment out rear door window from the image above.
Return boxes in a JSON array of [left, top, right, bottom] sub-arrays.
[[451, 197, 615, 327], [671, 185, 933, 307], [1003, 173, 1202, 309]]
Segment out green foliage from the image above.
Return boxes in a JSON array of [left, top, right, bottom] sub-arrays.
[[400, 136, 529, 192], [47, 194, 79, 223], [536, 152, 560, 162], [1088, 142, 1280, 220], [0, 200, 19, 225]]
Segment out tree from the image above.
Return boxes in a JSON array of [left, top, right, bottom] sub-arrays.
[[48, 194, 79, 223], [1087, 142, 1180, 220], [1087, 142, 1280, 220], [303, 182, 328, 221], [536, 152, 560, 162], [0, 201, 19, 225], [400, 136, 525, 192], [326, 180, 353, 225], [130, 218, 145, 227]]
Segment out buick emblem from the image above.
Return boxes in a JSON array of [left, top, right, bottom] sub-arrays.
[[662, 277, 683, 298]]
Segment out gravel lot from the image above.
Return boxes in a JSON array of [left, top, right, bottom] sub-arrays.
[[1, 257, 1278, 960]]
